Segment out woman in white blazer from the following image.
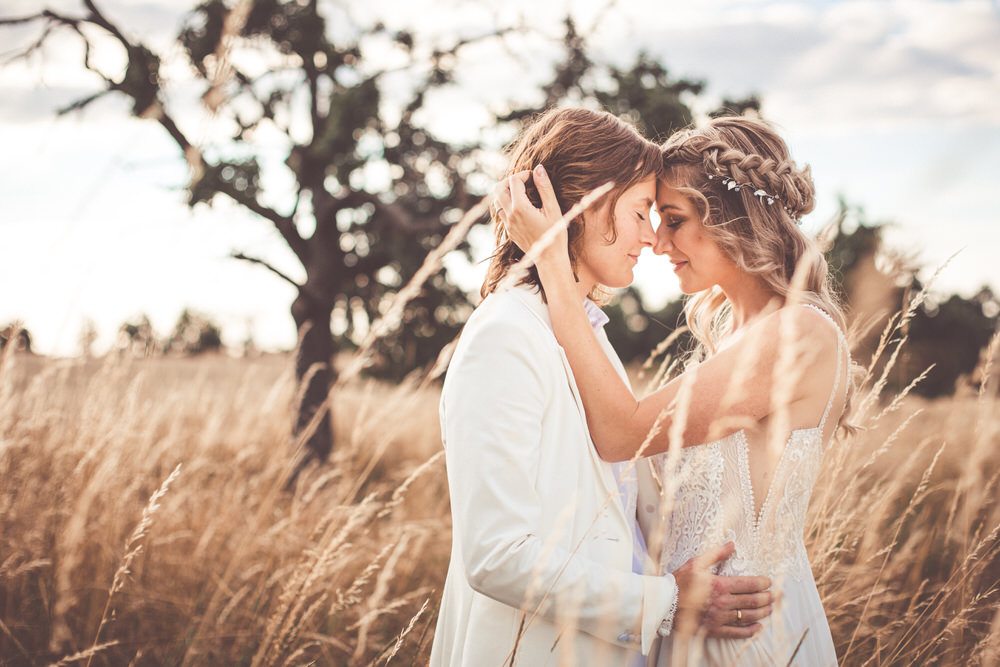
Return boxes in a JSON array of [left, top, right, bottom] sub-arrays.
[[430, 108, 773, 667]]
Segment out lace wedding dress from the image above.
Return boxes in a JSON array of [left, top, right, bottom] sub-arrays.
[[647, 305, 846, 666]]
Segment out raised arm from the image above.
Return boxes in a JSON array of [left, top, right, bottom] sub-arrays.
[[496, 166, 835, 461]]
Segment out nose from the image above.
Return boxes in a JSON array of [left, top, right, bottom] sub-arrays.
[[653, 225, 673, 255], [639, 217, 655, 247]]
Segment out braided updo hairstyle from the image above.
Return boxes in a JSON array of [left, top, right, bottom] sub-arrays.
[[661, 116, 845, 356]]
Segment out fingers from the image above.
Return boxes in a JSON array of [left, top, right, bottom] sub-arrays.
[[705, 603, 772, 628], [709, 590, 773, 611], [701, 579, 775, 635], [702, 602, 772, 639], [717, 575, 772, 596], [694, 541, 735, 570], [734, 591, 773, 610], [711, 590, 774, 618], [508, 173, 528, 210], [493, 180, 511, 215], [531, 164, 561, 218], [734, 605, 772, 625], [492, 170, 531, 213], [705, 623, 762, 640]]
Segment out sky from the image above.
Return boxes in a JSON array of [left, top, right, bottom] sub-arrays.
[[2, 0, 999, 356]]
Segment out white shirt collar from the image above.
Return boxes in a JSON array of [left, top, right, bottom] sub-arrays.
[[583, 298, 609, 331]]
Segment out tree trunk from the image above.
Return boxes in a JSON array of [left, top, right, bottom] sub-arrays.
[[291, 290, 336, 466]]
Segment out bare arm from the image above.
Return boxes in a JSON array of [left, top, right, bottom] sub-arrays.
[[497, 166, 834, 461]]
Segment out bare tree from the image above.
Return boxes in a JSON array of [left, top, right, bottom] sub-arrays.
[[2, 0, 513, 465], [1, 1, 706, 468]]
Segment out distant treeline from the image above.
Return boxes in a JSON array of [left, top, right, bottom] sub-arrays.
[[2, 309, 231, 359]]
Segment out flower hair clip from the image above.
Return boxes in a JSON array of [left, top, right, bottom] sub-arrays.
[[708, 170, 802, 224]]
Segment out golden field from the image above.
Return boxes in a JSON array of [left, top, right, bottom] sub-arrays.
[[1, 331, 998, 665]]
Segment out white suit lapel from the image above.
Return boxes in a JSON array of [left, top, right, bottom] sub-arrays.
[[507, 286, 628, 522]]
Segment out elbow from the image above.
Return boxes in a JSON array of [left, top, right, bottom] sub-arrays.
[[465, 567, 493, 598], [464, 535, 531, 599], [465, 548, 502, 596], [595, 440, 632, 463], [467, 567, 505, 599]]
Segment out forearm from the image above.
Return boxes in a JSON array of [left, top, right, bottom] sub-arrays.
[[534, 257, 658, 461], [457, 514, 677, 652]]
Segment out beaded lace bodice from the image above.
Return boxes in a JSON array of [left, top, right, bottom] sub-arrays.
[[653, 305, 848, 582]]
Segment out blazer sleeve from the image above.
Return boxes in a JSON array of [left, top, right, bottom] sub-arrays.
[[442, 314, 677, 653]]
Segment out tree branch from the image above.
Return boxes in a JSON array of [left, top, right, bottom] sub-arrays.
[[30, 1, 310, 264], [57, 89, 112, 114], [219, 183, 309, 261], [0, 20, 51, 64], [0, 10, 86, 65], [338, 191, 444, 235], [368, 25, 517, 82], [0, 13, 49, 26], [231, 252, 301, 290], [81, 0, 130, 47]]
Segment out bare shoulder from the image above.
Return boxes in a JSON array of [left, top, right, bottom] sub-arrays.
[[751, 304, 841, 357]]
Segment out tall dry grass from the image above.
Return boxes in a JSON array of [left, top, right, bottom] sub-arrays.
[[2, 326, 997, 665], [2, 285, 999, 666], [807, 294, 1000, 665], [0, 352, 450, 666]]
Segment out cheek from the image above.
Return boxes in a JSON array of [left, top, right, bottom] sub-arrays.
[[703, 243, 737, 278], [690, 228, 719, 257]]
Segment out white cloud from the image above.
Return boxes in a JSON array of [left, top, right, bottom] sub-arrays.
[[593, 0, 1000, 130], [3, 0, 999, 354]]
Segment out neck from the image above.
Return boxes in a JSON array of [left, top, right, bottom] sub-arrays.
[[574, 263, 598, 301], [719, 273, 781, 330]]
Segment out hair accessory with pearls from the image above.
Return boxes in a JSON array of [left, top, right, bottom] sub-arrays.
[[707, 170, 802, 224]]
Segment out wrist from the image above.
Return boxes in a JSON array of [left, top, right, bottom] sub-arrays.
[[657, 582, 680, 637], [533, 253, 573, 289]]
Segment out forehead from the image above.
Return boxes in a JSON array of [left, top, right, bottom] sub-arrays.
[[659, 164, 701, 191], [656, 181, 692, 209], [617, 174, 656, 205]]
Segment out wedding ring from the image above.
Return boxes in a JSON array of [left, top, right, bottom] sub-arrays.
[[736, 609, 743, 623]]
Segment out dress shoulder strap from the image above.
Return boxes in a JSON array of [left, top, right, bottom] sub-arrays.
[[800, 304, 850, 431]]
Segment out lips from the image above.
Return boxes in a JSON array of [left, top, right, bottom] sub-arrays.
[[671, 260, 687, 272]]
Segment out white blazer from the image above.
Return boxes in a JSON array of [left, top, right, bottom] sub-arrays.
[[430, 285, 677, 667]]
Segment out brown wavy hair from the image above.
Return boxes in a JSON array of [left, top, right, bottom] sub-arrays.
[[481, 107, 663, 299], [660, 115, 858, 431]]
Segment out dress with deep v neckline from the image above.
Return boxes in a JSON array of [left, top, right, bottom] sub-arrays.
[[647, 305, 846, 666]]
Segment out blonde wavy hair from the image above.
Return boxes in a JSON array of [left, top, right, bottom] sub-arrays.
[[661, 116, 857, 429]]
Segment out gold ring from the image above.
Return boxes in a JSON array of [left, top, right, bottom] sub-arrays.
[[736, 609, 743, 623]]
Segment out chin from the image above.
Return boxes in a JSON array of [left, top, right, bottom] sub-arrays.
[[598, 273, 633, 290], [611, 276, 635, 289], [677, 281, 702, 295]]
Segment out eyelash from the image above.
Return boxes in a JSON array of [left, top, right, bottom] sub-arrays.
[[665, 217, 684, 229]]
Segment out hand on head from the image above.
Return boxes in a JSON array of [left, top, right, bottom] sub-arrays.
[[492, 165, 567, 262], [672, 541, 775, 639]]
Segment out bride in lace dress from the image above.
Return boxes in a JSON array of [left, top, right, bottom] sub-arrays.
[[498, 116, 854, 665]]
